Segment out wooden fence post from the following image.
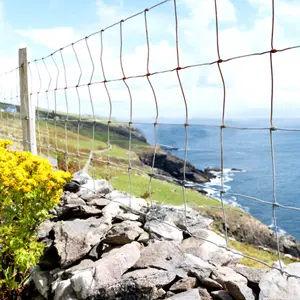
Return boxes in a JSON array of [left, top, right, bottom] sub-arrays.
[[19, 48, 37, 154]]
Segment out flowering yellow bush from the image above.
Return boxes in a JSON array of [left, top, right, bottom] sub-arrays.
[[0, 140, 72, 296]]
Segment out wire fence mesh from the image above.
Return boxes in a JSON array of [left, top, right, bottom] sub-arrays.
[[1, 0, 300, 278]]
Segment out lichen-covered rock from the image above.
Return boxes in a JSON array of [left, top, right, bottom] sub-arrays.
[[167, 288, 201, 299], [169, 277, 197, 292], [181, 230, 241, 266], [104, 221, 145, 245], [212, 266, 255, 300], [53, 216, 112, 267], [134, 240, 185, 272], [211, 290, 234, 300], [259, 262, 300, 300], [70, 242, 141, 299], [144, 219, 183, 242]]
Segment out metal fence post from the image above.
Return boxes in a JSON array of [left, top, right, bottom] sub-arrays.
[[19, 48, 37, 154]]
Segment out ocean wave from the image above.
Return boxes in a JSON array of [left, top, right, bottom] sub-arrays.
[[196, 168, 246, 208], [268, 223, 287, 235]]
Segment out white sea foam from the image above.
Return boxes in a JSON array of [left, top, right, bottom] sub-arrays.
[[196, 168, 246, 208], [268, 223, 287, 235]]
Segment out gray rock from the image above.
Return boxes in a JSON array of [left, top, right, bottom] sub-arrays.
[[234, 264, 266, 295], [104, 282, 154, 299], [54, 216, 112, 267], [122, 268, 177, 289], [144, 219, 183, 242], [105, 190, 130, 199], [100, 244, 123, 258], [70, 242, 141, 299], [66, 198, 86, 206], [259, 262, 300, 300], [87, 198, 110, 207], [169, 277, 197, 292], [88, 242, 103, 260], [138, 231, 150, 243], [181, 230, 241, 266], [200, 277, 223, 290], [211, 290, 234, 300], [280, 235, 300, 258], [53, 279, 77, 300], [72, 171, 92, 184], [167, 288, 201, 299], [64, 259, 95, 278], [77, 179, 112, 201], [49, 268, 64, 281], [212, 266, 255, 300], [153, 288, 166, 299], [166, 291, 176, 297], [146, 205, 213, 233], [61, 192, 86, 206], [37, 220, 54, 240], [40, 237, 53, 248], [104, 221, 145, 245], [106, 190, 148, 211], [77, 190, 96, 201], [234, 264, 267, 284], [116, 212, 141, 222], [82, 179, 112, 196], [198, 287, 213, 300], [134, 240, 185, 273], [178, 252, 215, 280], [58, 204, 102, 219], [31, 270, 50, 298], [102, 202, 123, 217]]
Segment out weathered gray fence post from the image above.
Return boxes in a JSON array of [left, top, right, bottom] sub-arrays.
[[19, 48, 37, 154]]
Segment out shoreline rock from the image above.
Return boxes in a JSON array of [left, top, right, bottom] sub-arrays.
[[138, 151, 214, 184]]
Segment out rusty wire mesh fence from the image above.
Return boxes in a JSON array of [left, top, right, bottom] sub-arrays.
[[1, 0, 300, 279]]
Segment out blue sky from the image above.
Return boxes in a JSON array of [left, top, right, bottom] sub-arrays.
[[1, 0, 300, 122]]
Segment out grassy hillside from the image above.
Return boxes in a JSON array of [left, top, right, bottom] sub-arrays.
[[0, 112, 297, 269]]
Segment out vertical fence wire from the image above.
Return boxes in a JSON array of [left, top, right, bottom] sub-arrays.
[[214, 0, 229, 247], [60, 50, 69, 171], [85, 37, 96, 190], [52, 54, 59, 167], [120, 20, 134, 208], [72, 43, 83, 171], [35, 60, 42, 155], [269, 0, 282, 269], [173, 0, 189, 226], [144, 8, 159, 208], [43, 58, 52, 159]]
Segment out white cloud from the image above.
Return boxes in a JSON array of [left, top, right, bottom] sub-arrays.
[[15, 28, 76, 51], [2, 0, 300, 121]]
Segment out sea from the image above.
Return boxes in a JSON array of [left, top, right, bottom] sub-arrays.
[[136, 118, 300, 240]]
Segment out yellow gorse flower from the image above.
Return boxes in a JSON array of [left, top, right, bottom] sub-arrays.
[[0, 140, 72, 293], [0, 140, 72, 204]]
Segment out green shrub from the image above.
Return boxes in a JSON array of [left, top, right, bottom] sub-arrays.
[[0, 140, 72, 297]]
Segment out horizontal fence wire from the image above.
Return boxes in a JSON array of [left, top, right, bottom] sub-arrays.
[[0, 0, 300, 279]]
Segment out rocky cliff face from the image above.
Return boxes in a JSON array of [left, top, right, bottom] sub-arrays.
[[138, 151, 214, 184], [197, 206, 300, 259], [29, 176, 300, 300]]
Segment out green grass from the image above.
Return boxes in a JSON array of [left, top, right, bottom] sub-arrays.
[[228, 239, 296, 269], [111, 172, 221, 207], [104, 145, 139, 160]]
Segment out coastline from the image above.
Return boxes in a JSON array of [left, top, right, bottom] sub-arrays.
[[135, 140, 300, 259]]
